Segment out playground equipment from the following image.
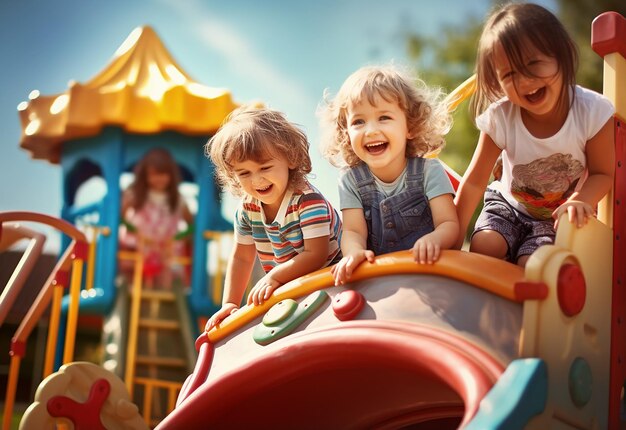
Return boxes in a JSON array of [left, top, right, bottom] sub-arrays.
[[1, 10, 624, 430], [158, 11, 626, 430], [0, 210, 210, 428], [18, 361, 147, 430], [2, 25, 238, 428], [0, 212, 88, 430], [17, 25, 235, 325]]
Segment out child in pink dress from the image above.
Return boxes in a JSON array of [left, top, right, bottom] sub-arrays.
[[119, 148, 194, 288]]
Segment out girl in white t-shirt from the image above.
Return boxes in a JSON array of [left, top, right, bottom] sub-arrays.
[[455, 3, 615, 267]]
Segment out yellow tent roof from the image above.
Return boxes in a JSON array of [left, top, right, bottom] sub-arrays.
[[18, 26, 239, 164]]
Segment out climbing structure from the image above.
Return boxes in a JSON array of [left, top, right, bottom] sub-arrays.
[[17, 25, 235, 323], [3, 25, 242, 429], [2, 10, 624, 430], [159, 11, 626, 430]]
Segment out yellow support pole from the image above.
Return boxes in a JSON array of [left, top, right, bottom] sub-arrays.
[[134, 377, 183, 419], [85, 225, 110, 291], [204, 231, 228, 306], [43, 283, 65, 378], [143, 382, 153, 426], [213, 235, 224, 306], [597, 51, 626, 227], [85, 227, 97, 291], [2, 355, 21, 430], [125, 250, 144, 396], [167, 387, 178, 413], [62, 258, 84, 364]]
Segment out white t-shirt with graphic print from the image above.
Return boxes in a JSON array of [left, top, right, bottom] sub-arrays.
[[477, 85, 614, 220]]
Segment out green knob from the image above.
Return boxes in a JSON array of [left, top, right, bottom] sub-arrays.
[[569, 357, 592, 408], [262, 299, 298, 326], [253, 291, 329, 346]]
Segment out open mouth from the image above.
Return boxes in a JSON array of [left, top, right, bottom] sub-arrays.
[[365, 141, 388, 155], [256, 184, 273, 194], [525, 87, 546, 104]]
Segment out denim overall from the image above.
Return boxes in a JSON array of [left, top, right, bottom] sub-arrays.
[[350, 157, 434, 255]]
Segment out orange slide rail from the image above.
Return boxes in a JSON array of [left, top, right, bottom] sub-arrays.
[[206, 249, 526, 344]]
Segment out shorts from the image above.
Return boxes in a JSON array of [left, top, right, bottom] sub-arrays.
[[473, 189, 555, 263]]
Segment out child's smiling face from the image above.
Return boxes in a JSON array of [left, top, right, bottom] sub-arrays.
[[346, 94, 411, 183], [494, 41, 564, 126], [146, 166, 172, 192], [232, 152, 294, 220]]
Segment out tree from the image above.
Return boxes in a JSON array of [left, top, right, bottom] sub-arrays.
[[406, 1, 625, 241], [558, 0, 626, 93], [406, 16, 483, 175], [406, 1, 626, 175]]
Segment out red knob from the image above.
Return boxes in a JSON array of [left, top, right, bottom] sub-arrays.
[[557, 264, 586, 317], [332, 290, 365, 321]]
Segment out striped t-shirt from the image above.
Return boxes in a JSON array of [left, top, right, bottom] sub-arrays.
[[234, 183, 342, 273]]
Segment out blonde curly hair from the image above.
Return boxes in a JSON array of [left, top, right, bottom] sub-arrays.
[[205, 104, 312, 197], [319, 64, 451, 168]]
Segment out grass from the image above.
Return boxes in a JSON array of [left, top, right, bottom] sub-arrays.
[[0, 409, 24, 430]]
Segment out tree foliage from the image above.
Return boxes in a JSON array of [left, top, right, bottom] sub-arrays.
[[407, 1, 626, 175], [558, 0, 626, 92]]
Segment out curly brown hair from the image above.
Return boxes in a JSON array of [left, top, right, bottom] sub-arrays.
[[205, 105, 312, 196], [319, 64, 451, 168]]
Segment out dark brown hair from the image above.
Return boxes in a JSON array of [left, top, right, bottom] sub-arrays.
[[205, 105, 312, 196], [471, 2, 578, 118], [129, 147, 182, 212]]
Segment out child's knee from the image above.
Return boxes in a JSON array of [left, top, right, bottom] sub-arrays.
[[470, 230, 508, 259], [516, 254, 531, 267]]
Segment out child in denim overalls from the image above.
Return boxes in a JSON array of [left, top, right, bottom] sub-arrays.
[[319, 64, 459, 286]]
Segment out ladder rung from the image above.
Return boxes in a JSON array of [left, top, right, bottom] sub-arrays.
[[136, 355, 187, 368], [139, 318, 180, 330], [134, 376, 184, 390], [138, 290, 176, 302]]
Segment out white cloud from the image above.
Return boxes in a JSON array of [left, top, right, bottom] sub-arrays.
[[159, 0, 314, 110], [156, 0, 337, 208]]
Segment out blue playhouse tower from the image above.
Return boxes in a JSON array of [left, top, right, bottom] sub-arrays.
[[17, 26, 236, 325]]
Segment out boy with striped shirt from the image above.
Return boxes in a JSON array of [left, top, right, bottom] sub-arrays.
[[205, 105, 342, 330]]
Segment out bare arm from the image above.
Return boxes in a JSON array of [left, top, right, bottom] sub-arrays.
[[205, 241, 256, 330], [412, 193, 459, 264], [331, 208, 375, 285], [454, 132, 502, 248], [339, 208, 369, 256], [553, 119, 615, 227], [180, 199, 194, 225], [248, 235, 331, 305]]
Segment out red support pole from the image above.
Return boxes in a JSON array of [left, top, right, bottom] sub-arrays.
[[592, 12, 626, 429], [609, 119, 625, 429]]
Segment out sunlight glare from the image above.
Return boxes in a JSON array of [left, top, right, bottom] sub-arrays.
[[50, 94, 69, 115], [25, 119, 40, 136], [187, 82, 227, 99], [165, 64, 187, 85], [115, 27, 142, 58]]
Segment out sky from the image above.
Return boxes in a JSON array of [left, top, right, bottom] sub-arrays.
[[0, 0, 554, 252]]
